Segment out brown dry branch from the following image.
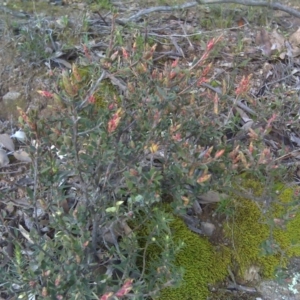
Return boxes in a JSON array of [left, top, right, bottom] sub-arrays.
[[197, 0, 300, 19], [122, 0, 300, 23], [201, 82, 257, 116]]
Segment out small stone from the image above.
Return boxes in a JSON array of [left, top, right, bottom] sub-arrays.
[[200, 222, 215, 237], [2, 91, 21, 102], [257, 280, 298, 300]]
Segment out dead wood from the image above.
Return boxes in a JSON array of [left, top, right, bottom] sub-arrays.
[[120, 1, 300, 23]]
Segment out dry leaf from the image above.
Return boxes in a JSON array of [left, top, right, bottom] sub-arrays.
[[0, 134, 14, 151], [255, 28, 272, 56], [23, 212, 34, 231], [197, 190, 228, 204], [288, 28, 300, 57], [150, 143, 159, 153], [100, 219, 131, 246], [181, 196, 190, 206], [237, 17, 245, 27], [238, 151, 250, 168], [241, 120, 254, 132], [1, 197, 33, 208], [248, 128, 259, 140], [51, 58, 72, 69], [14, 150, 32, 163], [197, 173, 211, 184], [270, 29, 285, 53], [214, 149, 225, 159], [193, 200, 202, 215], [11, 130, 27, 143], [120, 220, 133, 236], [0, 149, 9, 167], [18, 224, 34, 244], [289, 28, 300, 47]]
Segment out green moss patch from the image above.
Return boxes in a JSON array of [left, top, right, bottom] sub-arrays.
[[224, 176, 300, 279], [158, 217, 230, 300]]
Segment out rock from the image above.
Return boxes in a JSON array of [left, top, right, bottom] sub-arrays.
[[200, 222, 215, 237], [2, 91, 21, 102], [257, 279, 300, 300]]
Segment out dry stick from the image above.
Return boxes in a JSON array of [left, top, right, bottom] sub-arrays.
[[197, 0, 300, 19], [108, 13, 117, 55], [179, 22, 194, 50], [122, 0, 300, 23], [78, 70, 106, 110], [72, 115, 89, 205], [32, 149, 42, 235], [201, 82, 257, 116]]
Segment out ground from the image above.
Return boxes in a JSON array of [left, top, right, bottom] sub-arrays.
[[1, 0, 300, 299]]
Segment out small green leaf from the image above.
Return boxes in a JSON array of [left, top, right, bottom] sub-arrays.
[[106, 206, 117, 213]]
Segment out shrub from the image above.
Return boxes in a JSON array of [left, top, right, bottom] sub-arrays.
[[1, 32, 227, 299], [2, 14, 300, 300]]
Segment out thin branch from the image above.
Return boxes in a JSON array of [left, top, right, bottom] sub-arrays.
[[32, 148, 41, 234], [78, 122, 103, 136], [197, 0, 300, 19], [72, 115, 90, 205], [201, 82, 257, 116], [77, 70, 106, 110], [121, 0, 300, 23]]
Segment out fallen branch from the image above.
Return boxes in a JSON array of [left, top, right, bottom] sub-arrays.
[[196, 0, 300, 19], [122, 0, 300, 23]]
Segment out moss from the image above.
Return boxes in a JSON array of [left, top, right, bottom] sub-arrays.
[[224, 197, 279, 278], [69, 66, 121, 109], [158, 217, 230, 300], [224, 175, 300, 279], [134, 175, 300, 299], [273, 186, 300, 257], [94, 79, 121, 109]]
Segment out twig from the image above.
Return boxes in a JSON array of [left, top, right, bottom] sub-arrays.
[[0, 169, 24, 175], [196, 0, 300, 19], [78, 70, 106, 110], [227, 283, 257, 293], [72, 115, 89, 205], [121, 0, 300, 23], [0, 5, 30, 18], [105, 72, 127, 92], [179, 22, 194, 50], [201, 82, 257, 116], [32, 148, 41, 234], [108, 13, 117, 54], [78, 122, 103, 136], [170, 36, 185, 58]]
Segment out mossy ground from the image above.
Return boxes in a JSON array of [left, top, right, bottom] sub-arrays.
[[224, 175, 300, 279], [152, 175, 300, 299], [157, 217, 231, 300]]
